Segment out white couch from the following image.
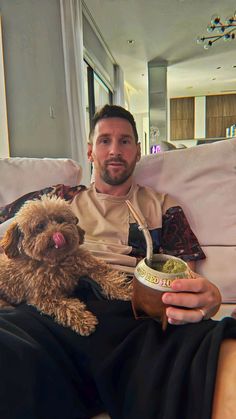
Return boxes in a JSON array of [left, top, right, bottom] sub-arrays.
[[0, 141, 236, 322]]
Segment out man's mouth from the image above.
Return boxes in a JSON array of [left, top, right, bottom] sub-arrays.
[[106, 160, 126, 168], [108, 162, 124, 167]]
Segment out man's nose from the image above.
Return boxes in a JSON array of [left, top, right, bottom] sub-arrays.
[[108, 141, 121, 155]]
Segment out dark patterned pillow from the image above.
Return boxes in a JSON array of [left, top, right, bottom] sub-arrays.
[[161, 206, 206, 261], [0, 184, 86, 224]]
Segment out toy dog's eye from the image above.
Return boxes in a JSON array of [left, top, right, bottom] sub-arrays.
[[35, 222, 46, 232], [55, 216, 65, 224]]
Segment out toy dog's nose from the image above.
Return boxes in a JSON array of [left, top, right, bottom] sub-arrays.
[[52, 232, 66, 249]]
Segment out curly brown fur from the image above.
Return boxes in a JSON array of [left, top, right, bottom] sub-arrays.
[[0, 196, 132, 336]]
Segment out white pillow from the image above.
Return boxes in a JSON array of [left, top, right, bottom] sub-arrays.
[[134, 139, 236, 303], [0, 158, 81, 207], [134, 139, 236, 246]]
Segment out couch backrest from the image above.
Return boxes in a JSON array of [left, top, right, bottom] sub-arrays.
[[134, 138, 236, 302], [134, 138, 236, 246], [0, 157, 82, 207]]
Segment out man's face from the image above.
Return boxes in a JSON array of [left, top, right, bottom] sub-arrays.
[[88, 117, 141, 186]]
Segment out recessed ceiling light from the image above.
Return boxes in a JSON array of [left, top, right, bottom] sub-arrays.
[[232, 65, 236, 68], [127, 39, 135, 44], [216, 66, 221, 69], [212, 78, 216, 80]]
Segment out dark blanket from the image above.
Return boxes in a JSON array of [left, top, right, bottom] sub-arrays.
[[0, 279, 236, 419]]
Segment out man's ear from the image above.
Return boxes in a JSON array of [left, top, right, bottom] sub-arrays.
[[87, 143, 93, 162]]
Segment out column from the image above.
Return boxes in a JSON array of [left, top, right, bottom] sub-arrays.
[[148, 60, 167, 153]]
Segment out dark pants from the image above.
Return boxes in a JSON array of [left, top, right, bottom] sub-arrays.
[[0, 278, 235, 419]]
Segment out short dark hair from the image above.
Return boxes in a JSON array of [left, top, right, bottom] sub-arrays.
[[89, 104, 139, 143]]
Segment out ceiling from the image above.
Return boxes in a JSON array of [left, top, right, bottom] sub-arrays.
[[83, 0, 236, 114]]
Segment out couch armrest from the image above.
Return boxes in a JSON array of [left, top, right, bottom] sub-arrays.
[[212, 303, 236, 320]]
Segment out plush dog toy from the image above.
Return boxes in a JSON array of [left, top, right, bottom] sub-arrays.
[[0, 196, 131, 336]]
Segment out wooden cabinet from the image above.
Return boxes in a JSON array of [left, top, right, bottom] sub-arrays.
[[206, 94, 236, 137], [170, 97, 194, 140], [170, 94, 236, 140]]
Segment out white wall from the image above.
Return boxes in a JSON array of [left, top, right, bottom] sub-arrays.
[[194, 96, 206, 139], [0, 0, 70, 158]]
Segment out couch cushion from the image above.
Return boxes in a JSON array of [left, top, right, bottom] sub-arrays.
[[0, 157, 82, 207], [134, 139, 236, 246], [134, 139, 236, 304]]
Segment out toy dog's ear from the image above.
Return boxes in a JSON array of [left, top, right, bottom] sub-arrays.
[[77, 225, 85, 245], [0, 222, 22, 259]]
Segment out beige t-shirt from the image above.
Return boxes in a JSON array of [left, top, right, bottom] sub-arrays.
[[71, 183, 171, 273]]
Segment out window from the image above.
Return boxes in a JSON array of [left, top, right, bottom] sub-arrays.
[[83, 60, 113, 135], [83, 61, 90, 137], [94, 73, 111, 112]]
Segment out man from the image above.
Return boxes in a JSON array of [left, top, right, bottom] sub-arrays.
[[0, 105, 235, 419], [71, 104, 221, 325], [68, 104, 236, 419]]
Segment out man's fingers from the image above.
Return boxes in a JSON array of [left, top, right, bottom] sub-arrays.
[[170, 276, 206, 293], [162, 291, 204, 309], [166, 307, 206, 325], [161, 274, 222, 324]]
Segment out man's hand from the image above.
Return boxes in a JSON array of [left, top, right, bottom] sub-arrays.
[[161, 275, 222, 325]]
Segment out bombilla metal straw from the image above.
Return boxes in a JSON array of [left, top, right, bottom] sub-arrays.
[[125, 200, 153, 266]]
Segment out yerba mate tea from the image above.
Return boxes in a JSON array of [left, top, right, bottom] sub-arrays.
[[132, 254, 192, 330]]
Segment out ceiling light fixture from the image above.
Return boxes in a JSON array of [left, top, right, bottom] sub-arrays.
[[197, 11, 236, 49]]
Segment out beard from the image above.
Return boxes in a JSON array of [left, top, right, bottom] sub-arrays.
[[100, 157, 137, 186]]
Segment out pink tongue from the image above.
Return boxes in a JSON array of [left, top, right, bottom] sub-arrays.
[[52, 232, 66, 249]]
